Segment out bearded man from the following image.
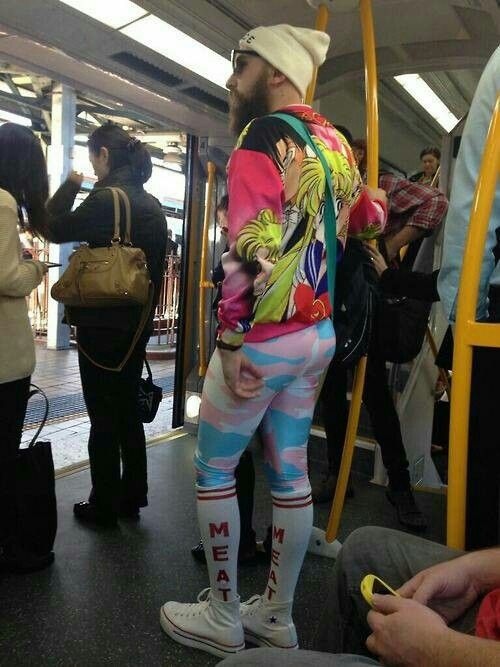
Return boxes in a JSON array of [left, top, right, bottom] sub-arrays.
[[160, 24, 387, 659]]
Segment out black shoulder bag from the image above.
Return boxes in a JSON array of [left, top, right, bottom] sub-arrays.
[[376, 241, 432, 363], [16, 385, 57, 557]]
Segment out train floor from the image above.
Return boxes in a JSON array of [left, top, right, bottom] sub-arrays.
[[0, 432, 445, 666]]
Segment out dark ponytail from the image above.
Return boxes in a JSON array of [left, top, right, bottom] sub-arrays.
[[0, 123, 49, 238], [88, 123, 153, 184]]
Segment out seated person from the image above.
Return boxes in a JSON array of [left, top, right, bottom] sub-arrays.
[[219, 525, 500, 666], [410, 146, 441, 187]]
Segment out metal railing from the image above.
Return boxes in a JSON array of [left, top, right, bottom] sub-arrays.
[[153, 254, 182, 346], [27, 242, 50, 338]]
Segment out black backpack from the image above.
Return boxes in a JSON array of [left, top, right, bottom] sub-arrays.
[[333, 238, 379, 368]]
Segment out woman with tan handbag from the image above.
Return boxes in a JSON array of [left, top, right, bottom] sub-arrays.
[[46, 124, 168, 527], [0, 123, 52, 572]]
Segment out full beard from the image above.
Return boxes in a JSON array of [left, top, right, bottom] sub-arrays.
[[229, 75, 271, 136]]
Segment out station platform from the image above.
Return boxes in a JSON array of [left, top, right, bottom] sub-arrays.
[[1, 432, 446, 666], [23, 342, 176, 471]]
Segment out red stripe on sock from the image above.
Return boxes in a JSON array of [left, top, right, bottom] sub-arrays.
[[197, 485, 236, 494], [271, 493, 311, 504], [272, 499, 313, 509], [197, 492, 237, 501]]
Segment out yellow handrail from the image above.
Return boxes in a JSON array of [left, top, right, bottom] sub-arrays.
[[326, 0, 379, 543], [447, 94, 500, 549], [198, 161, 217, 377], [305, 3, 330, 105]]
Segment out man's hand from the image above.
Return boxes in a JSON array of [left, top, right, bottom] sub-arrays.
[[218, 348, 264, 399], [382, 235, 399, 262], [68, 171, 84, 188], [365, 185, 387, 207], [363, 241, 388, 277], [366, 594, 447, 667], [397, 555, 481, 624]]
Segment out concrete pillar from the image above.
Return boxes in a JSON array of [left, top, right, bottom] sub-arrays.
[[46, 83, 76, 349]]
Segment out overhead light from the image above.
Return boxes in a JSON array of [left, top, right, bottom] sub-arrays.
[[77, 110, 100, 125], [59, 0, 147, 30], [394, 74, 459, 132], [0, 109, 32, 126], [121, 15, 232, 89], [163, 143, 184, 168], [0, 81, 11, 94], [12, 76, 32, 85], [18, 88, 38, 98]]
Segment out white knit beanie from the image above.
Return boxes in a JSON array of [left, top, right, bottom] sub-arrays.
[[239, 24, 330, 98]]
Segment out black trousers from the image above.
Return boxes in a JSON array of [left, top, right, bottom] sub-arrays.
[[0, 376, 31, 545], [78, 327, 149, 516], [235, 450, 256, 552], [466, 345, 500, 549], [320, 345, 411, 491]]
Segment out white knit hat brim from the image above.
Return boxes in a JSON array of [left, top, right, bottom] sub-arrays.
[[239, 24, 331, 98]]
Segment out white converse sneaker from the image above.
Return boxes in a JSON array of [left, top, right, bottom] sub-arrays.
[[160, 588, 245, 658], [240, 594, 298, 649]]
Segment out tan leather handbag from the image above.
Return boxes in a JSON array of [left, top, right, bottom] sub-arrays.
[[51, 187, 150, 307]]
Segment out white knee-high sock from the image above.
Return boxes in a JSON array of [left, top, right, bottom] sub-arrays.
[[265, 488, 313, 604], [196, 482, 240, 602]]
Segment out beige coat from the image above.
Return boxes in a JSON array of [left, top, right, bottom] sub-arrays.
[[0, 188, 46, 384]]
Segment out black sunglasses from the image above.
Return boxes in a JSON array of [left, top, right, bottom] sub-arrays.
[[230, 49, 260, 70]]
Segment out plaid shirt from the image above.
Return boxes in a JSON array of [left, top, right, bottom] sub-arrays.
[[379, 172, 448, 237]]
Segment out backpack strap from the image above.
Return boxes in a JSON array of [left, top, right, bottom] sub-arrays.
[[269, 112, 337, 309]]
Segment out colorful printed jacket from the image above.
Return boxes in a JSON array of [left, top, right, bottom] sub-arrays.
[[218, 105, 387, 347]]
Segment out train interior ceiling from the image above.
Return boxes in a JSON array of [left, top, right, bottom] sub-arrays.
[[0, 1, 497, 171], [0, 1, 499, 665]]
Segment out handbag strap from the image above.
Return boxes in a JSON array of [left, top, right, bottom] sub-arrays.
[[77, 285, 154, 373], [144, 358, 153, 381], [105, 187, 132, 245], [27, 384, 49, 447], [269, 112, 337, 309]]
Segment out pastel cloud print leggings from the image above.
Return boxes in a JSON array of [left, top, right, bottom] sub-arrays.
[[194, 319, 335, 604]]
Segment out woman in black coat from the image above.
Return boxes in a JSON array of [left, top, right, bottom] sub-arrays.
[[46, 124, 168, 527]]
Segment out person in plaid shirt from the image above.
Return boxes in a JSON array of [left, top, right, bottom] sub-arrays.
[[379, 171, 449, 261], [352, 139, 448, 260], [314, 137, 448, 531]]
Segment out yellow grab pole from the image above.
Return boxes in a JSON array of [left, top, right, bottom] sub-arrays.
[[447, 95, 500, 550], [326, 355, 368, 541], [326, 0, 379, 543], [360, 0, 379, 190], [305, 3, 330, 105], [198, 161, 216, 377]]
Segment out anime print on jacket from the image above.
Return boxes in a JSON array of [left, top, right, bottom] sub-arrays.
[[218, 104, 387, 347]]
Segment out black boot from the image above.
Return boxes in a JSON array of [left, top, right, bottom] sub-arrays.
[[386, 488, 427, 531], [73, 501, 117, 528], [0, 542, 54, 574], [311, 472, 354, 504]]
